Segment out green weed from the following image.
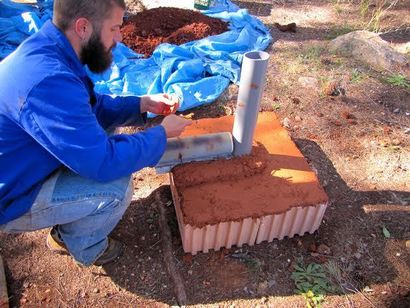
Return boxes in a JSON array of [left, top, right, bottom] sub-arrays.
[[298, 46, 324, 68], [385, 73, 410, 89], [350, 69, 365, 83], [292, 262, 336, 308], [360, 0, 371, 17], [360, 0, 399, 32], [326, 24, 355, 40], [271, 103, 281, 110]]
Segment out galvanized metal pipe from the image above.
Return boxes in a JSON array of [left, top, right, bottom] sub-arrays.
[[232, 51, 270, 156], [155, 132, 233, 173]]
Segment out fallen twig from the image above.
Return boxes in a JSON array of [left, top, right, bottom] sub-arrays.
[[0, 255, 9, 308], [155, 192, 187, 306]]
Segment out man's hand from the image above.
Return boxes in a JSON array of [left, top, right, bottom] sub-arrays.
[[161, 114, 192, 138], [140, 93, 179, 115]]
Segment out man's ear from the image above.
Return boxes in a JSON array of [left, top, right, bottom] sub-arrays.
[[74, 17, 93, 41]]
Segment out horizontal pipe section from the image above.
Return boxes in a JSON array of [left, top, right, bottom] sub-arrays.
[[156, 132, 234, 173]]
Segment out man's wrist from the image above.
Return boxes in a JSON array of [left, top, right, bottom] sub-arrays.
[[140, 96, 148, 113]]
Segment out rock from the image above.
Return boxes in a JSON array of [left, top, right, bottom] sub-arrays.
[[391, 41, 410, 54], [298, 77, 319, 91], [282, 117, 291, 128], [329, 31, 409, 74], [317, 244, 331, 255]]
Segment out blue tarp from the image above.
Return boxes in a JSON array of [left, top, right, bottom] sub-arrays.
[[0, 0, 272, 112]]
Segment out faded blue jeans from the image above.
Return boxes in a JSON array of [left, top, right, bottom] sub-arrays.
[[0, 168, 133, 266]]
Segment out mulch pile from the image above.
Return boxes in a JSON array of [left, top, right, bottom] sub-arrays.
[[121, 7, 228, 57]]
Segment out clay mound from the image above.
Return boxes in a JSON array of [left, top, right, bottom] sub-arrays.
[[173, 146, 267, 189], [121, 7, 229, 57]]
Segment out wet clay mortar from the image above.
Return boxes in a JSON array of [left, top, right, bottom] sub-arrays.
[[171, 112, 329, 228], [121, 7, 228, 57]]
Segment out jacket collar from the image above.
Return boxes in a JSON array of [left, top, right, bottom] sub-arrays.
[[41, 20, 87, 77]]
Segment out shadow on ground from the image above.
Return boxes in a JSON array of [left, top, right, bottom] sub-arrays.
[[103, 138, 410, 306]]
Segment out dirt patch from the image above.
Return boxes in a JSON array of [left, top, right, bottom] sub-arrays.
[[121, 7, 228, 57]]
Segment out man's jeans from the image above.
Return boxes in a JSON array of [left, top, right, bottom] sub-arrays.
[[0, 168, 133, 266]]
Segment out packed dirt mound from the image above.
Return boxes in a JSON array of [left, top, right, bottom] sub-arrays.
[[121, 7, 229, 57]]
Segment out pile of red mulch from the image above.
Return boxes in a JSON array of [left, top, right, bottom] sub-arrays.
[[121, 7, 228, 57]]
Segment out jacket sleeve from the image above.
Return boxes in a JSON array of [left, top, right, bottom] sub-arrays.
[[19, 73, 167, 182], [92, 92, 147, 130]]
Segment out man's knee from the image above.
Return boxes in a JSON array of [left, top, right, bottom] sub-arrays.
[[96, 175, 133, 214]]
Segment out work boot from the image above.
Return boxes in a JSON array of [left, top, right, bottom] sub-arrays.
[[46, 227, 123, 265], [93, 238, 123, 266], [46, 226, 68, 254]]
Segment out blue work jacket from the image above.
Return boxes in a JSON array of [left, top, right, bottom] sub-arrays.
[[0, 21, 167, 224]]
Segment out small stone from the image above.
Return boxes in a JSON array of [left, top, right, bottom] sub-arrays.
[[354, 253, 362, 259], [282, 117, 291, 128], [45, 289, 51, 293], [317, 244, 331, 255], [188, 270, 193, 275], [393, 108, 400, 113], [396, 253, 401, 257], [298, 76, 319, 90]]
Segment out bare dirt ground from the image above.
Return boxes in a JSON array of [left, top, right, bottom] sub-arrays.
[[1, 1, 409, 307]]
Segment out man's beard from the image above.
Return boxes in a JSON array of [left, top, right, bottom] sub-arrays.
[[80, 32, 115, 73]]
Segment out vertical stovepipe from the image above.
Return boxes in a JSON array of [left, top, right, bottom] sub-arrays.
[[232, 51, 270, 156]]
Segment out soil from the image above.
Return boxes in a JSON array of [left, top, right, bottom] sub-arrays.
[[121, 7, 228, 57], [1, 1, 410, 307], [172, 113, 328, 227]]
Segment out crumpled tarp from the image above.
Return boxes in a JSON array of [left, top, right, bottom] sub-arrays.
[[0, 0, 52, 59], [0, 0, 272, 112]]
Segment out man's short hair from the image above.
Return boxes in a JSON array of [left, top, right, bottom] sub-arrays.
[[53, 0, 126, 32]]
